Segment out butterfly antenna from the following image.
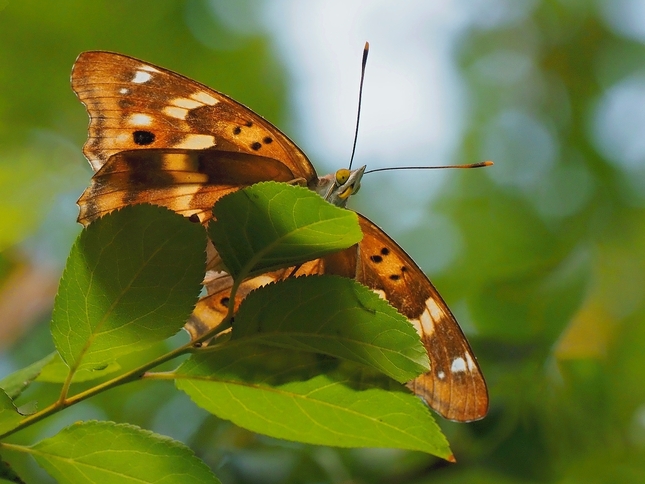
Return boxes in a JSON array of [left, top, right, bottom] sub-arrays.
[[364, 160, 494, 175], [348, 42, 369, 170]]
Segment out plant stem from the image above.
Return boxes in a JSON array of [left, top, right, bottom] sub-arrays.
[[0, 321, 230, 441]]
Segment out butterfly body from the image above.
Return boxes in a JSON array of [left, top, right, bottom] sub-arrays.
[[72, 51, 488, 422]]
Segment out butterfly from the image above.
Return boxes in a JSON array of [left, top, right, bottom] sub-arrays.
[[71, 51, 488, 422]]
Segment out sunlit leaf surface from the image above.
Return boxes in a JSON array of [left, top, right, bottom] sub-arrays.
[[209, 182, 361, 279], [176, 343, 451, 459], [232, 275, 429, 382], [50, 205, 206, 371], [30, 421, 220, 484]]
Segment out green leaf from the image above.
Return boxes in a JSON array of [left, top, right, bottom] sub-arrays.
[[0, 457, 25, 483], [36, 342, 173, 384], [0, 353, 55, 399], [36, 353, 121, 383], [209, 182, 362, 279], [51, 205, 206, 372], [232, 275, 429, 382], [175, 343, 451, 459], [0, 389, 23, 435], [29, 421, 220, 484]]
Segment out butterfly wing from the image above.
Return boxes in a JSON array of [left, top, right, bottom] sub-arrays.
[[186, 259, 323, 341], [189, 215, 488, 422], [71, 51, 317, 224], [352, 215, 488, 422], [72, 51, 488, 421]]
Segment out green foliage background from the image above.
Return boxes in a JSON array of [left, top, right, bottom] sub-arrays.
[[1, 0, 644, 482]]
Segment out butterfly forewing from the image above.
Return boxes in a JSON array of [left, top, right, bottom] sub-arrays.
[[354, 216, 488, 422], [72, 51, 316, 224], [189, 215, 488, 421]]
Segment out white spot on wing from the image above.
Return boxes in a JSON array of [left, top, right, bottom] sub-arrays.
[[415, 297, 441, 338], [451, 357, 467, 373], [427, 298, 443, 323], [128, 113, 152, 126], [176, 134, 216, 149], [140, 65, 160, 73], [437, 370, 446, 380], [172, 97, 203, 109], [409, 318, 422, 337], [465, 352, 475, 371], [191, 91, 219, 106], [163, 106, 188, 120], [132, 70, 152, 84], [419, 308, 434, 337], [119, 87, 129, 94]]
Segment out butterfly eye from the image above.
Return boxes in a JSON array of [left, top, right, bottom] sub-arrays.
[[335, 169, 350, 185]]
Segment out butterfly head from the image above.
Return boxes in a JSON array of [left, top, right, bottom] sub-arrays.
[[314, 165, 366, 208]]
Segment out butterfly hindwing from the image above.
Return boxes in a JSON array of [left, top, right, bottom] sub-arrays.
[[77, 149, 298, 224]]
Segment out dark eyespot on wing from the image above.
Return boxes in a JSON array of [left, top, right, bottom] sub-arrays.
[[263, 136, 273, 144], [250, 142, 262, 151], [133, 130, 155, 145], [380, 247, 390, 255], [245, 121, 253, 127], [220, 297, 230, 307], [189, 214, 201, 223], [389, 274, 400, 281], [370, 255, 383, 263], [233, 126, 242, 135], [118, 98, 134, 109]]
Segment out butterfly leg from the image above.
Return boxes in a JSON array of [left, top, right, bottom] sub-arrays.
[[287, 177, 308, 187]]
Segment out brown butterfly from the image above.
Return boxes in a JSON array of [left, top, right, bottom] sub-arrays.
[[71, 51, 488, 422]]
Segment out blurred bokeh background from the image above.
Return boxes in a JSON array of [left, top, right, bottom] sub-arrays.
[[1, 0, 645, 482]]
